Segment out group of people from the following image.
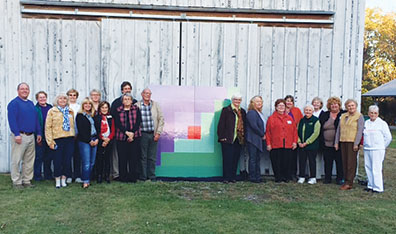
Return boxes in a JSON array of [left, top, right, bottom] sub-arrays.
[[218, 95, 392, 193], [7, 82, 164, 189], [7, 82, 392, 193]]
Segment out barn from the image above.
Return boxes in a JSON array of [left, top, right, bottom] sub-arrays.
[[0, 0, 365, 175]]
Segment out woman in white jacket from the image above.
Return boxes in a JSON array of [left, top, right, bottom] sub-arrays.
[[363, 105, 392, 193]]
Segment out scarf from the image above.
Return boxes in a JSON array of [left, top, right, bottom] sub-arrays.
[[83, 112, 97, 136], [57, 106, 70, 131], [233, 108, 245, 144]]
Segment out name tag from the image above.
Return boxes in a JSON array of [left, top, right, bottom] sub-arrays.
[[287, 120, 292, 124]]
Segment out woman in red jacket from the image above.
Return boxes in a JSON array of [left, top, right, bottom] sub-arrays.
[[266, 99, 298, 183], [285, 95, 303, 180]]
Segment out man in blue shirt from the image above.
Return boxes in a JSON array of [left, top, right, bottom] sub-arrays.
[[7, 82, 42, 189]]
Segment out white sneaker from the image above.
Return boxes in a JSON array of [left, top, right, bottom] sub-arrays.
[[61, 178, 68, 187], [75, 178, 83, 183], [66, 178, 72, 184], [307, 178, 317, 184], [297, 177, 305, 184]]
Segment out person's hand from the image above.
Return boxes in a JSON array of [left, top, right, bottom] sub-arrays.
[[127, 137, 134, 142], [154, 134, 160, 142], [292, 143, 297, 150], [49, 144, 56, 150], [219, 138, 227, 142], [262, 135, 266, 140], [298, 142, 304, 148], [267, 145, 272, 151], [102, 141, 108, 147], [353, 145, 359, 152], [126, 131, 134, 139], [36, 135, 42, 144], [334, 144, 339, 151], [15, 136, 22, 144]]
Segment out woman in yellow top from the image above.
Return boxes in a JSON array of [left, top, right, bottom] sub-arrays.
[[334, 99, 364, 190], [45, 94, 75, 188]]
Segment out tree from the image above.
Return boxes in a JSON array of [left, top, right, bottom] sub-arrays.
[[362, 8, 396, 124], [363, 8, 396, 94]]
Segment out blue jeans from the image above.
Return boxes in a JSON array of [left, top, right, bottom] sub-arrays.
[[247, 142, 261, 182], [34, 139, 53, 180], [79, 141, 97, 183], [52, 137, 74, 178]]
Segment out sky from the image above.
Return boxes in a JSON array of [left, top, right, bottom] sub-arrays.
[[366, 0, 396, 12]]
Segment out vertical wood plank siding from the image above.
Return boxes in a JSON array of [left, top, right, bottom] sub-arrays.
[[0, 0, 365, 172]]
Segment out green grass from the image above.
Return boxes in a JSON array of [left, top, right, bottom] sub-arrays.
[[1, 149, 396, 234], [390, 129, 396, 149]]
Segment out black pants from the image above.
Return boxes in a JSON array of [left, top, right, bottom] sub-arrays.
[[290, 146, 298, 177], [270, 148, 292, 182], [221, 140, 241, 182], [96, 140, 113, 180], [117, 139, 140, 183], [323, 146, 344, 182], [298, 149, 317, 178]]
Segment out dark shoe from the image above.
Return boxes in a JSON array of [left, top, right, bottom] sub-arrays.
[[23, 183, 35, 188], [222, 180, 229, 184], [372, 190, 382, 193], [275, 179, 282, 183], [336, 179, 345, 185], [105, 177, 110, 183], [97, 175, 103, 184], [323, 180, 331, 184], [364, 188, 373, 192], [113, 177, 120, 181], [282, 179, 289, 183], [13, 184, 24, 189], [230, 180, 237, 183]]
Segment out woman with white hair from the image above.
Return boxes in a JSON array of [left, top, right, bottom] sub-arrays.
[[311, 97, 323, 117], [363, 105, 392, 193], [217, 94, 246, 183], [45, 94, 75, 188], [297, 104, 321, 184]]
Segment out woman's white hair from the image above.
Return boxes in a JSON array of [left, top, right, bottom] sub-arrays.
[[53, 93, 69, 106], [304, 104, 314, 111], [231, 93, 242, 100], [368, 105, 379, 113]]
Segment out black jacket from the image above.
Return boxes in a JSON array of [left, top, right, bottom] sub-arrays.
[[94, 114, 115, 142], [76, 113, 99, 143], [217, 105, 247, 144]]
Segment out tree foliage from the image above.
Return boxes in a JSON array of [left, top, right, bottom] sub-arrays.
[[363, 8, 396, 94]]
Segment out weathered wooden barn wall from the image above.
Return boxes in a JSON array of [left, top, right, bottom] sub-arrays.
[[0, 0, 365, 173]]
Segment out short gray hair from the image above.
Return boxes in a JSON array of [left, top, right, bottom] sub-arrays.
[[53, 93, 69, 106], [231, 93, 242, 100], [304, 104, 314, 111], [122, 93, 134, 101], [368, 105, 379, 113]]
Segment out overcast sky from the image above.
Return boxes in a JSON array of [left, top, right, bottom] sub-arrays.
[[366, 0, 396, 12]]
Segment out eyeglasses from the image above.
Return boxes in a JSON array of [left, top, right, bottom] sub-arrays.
[[68, 94, 77, 97]]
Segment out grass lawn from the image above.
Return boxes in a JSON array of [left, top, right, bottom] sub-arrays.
[[1, 149, 396, 234], [390, 129, 396, 149]]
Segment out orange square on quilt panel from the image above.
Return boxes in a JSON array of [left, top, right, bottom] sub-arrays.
[[187, 126, 201, 139]]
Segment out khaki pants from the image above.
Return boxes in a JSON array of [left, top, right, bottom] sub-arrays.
[[11, 133, 36, 185]]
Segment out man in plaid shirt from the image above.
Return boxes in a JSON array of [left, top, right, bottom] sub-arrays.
[[137, 88, 164, 181]]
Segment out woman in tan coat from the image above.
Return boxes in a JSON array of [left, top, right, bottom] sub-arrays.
[[45, 94, 75, 188]]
